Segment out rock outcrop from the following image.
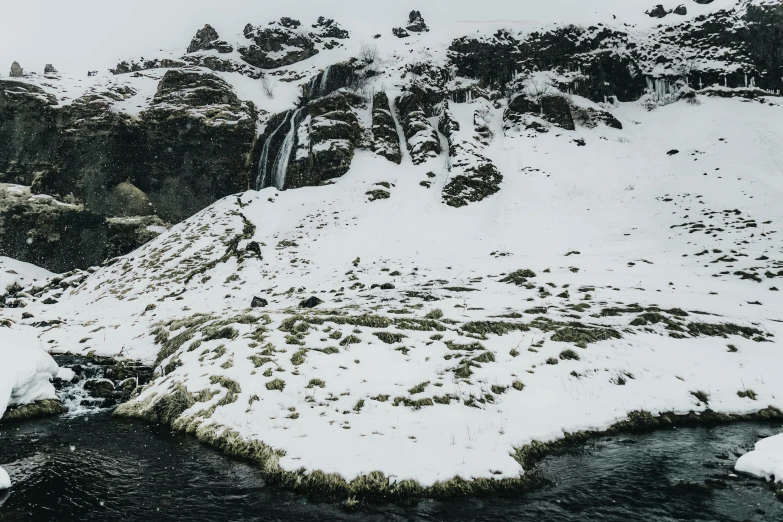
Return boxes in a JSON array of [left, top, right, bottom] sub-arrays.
[[396, 88, 441, 165], [240, 18, 327, 69], [406, 11, 429, 33], [371, 92, 402, 164], [255, 90, 364, 190], [439, 100, 503, 208], [9, 62, 23, 77], [187, 24, 234, 54], [0, 185, 168, 272]]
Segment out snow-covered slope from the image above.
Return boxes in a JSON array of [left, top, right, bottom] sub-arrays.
[[1, 0, 783, 499]]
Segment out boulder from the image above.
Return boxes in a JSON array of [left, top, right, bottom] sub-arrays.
[[9, 62, 23, 77], [393, 28, 410, 39], [299, 296, 324, 309], [540, 94, 575, 130], [251, 296, 268, 308], [43, 64, 57, 74], [673, 5, 687, 15], [648, 5, 668, 18], [406, 11, 429, 33], [84, 378, 115, 399]]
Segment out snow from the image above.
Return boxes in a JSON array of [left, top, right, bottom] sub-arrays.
[[735, 432, 783, 486], [0, 466, 10, 489], [0, 92, 780, 486], [0, 257, 53, 294], [0, 327, 60, 419], [1, 0, 783, 491]]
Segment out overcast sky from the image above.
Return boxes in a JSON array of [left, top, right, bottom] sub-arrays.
[[0, 0, 738, 74]]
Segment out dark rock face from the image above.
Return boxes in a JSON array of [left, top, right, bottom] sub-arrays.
[[450, 27, 648, 103], [299, 296, 323, 308], [0, 81, 58, 185], [648, 5, 668, 18], [254, 90, 364, 191], [286, 91, 365, 188], [9, 62, 23, 77], [540, 94, 575, 130], [239, 18, 318, 69], [396, 88, 441, 165], [406, 11, 429, 33], [371, 92, 402, 164], [187, 24, 234, 54], [303, 61, 357, 101], [439, 101, 503, 208], [313, 16, 349, 39], [24, 71, 257, 224], [137, 70, 257, 221], [251, 296, 268, 308], [0, 186, 168, 272]]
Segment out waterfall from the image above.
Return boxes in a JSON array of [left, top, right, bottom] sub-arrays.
[[319, 65, 331, 97], [254, 113, 290, 190], [272, 107, 303, 190]]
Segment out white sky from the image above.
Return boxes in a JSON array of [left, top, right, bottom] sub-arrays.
[[0, 0, 739, 74]]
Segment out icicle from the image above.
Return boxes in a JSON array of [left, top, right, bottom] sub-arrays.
[[255, 114, 290, 190], [272, 108, 303, 190]]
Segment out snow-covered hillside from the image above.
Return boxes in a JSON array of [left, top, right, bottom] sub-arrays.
[[2, 0, 783, 500]]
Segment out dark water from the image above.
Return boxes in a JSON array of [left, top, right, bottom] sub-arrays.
[[1, 413, 781, 522]]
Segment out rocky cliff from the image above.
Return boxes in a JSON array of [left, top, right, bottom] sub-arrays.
[[2, 2, 782, 272]]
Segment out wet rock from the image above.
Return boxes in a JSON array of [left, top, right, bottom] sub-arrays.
[[9, 62, 23, 77], [84, 378, 116, 399], [371, 92, 402, 164], [406, 11, 429, 33], [279, 90, 365, 189], [299, 296, 324, 309], [118, 378, 138, 393], [0, 399, 65, 423], [251, 296, 268, 308], [187, 24, 234, 54]]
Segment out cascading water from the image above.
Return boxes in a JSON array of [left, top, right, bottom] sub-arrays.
[[254, 113, 290, 190], [271, 107, 303, 190], [319, 65, 331, 96]]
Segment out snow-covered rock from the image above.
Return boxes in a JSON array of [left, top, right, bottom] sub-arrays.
[[735, 432, 783, 487], [0, 466, 10, 489], [0, 327, 60, 419]]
